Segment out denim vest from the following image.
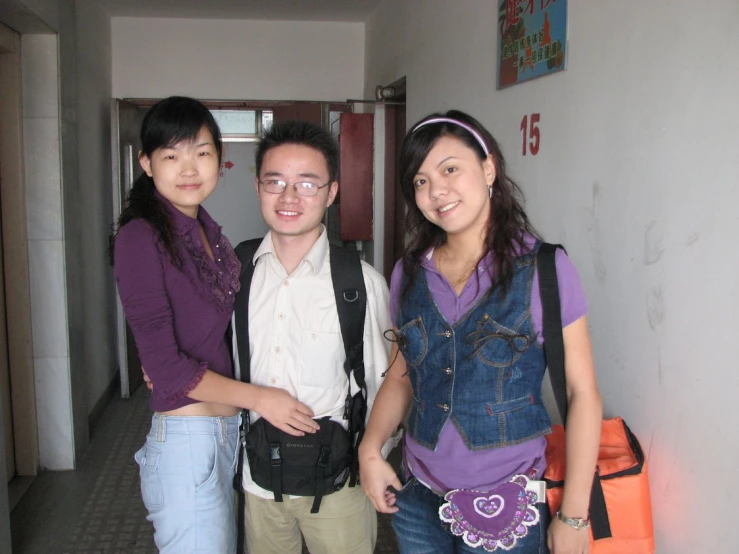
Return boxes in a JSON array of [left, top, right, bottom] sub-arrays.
[[396, 247, 551, 451]]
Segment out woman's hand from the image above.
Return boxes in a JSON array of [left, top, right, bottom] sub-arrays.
[[547, 517, 590, 554], [359, 449, 403, 514], [253, 386, 319, 436]]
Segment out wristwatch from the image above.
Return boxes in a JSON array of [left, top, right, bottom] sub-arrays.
[[556, 511, 590, 530]]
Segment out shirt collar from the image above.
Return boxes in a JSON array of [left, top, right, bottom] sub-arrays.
[[254, 225, 329, 276], [420, 247, 495, 274]]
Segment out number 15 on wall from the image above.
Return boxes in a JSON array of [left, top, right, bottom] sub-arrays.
[[520, 113, 540, 156]]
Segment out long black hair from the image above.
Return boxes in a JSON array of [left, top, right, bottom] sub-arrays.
[[109, 96, 222, 268], [399, 109, 538, 294]]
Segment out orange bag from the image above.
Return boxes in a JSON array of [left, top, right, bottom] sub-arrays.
[[538, 244, 654, 553], [543, 418, 655, 553]]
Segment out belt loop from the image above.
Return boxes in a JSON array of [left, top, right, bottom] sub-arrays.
[[219, 417, 226, 444], [157, 415, 166, 442]]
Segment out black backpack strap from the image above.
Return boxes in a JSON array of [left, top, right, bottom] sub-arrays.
[[330, 244, 367, 388], [537, 242, 611, 540], [234, 239, 262, 386], [537, 242, 568, 424], [310, 419, 335, 514], [328, 244, 367, 487], [232, 238, 262, 554]]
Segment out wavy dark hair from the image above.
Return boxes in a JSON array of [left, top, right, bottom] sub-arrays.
[[109, 96, 223, 268], [400, 110, 539, 294]]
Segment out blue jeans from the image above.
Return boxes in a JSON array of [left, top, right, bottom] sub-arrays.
[[392, 477, 550, 554], [134, 413, 240, 554]]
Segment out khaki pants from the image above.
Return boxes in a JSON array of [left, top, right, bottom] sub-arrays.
[[244, 484, 377, 554]]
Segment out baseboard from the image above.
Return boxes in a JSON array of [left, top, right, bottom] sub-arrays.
[[87, 370, 120, 437]]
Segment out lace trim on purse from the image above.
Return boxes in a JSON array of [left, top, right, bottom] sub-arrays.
[[438, 470, 542, 552]]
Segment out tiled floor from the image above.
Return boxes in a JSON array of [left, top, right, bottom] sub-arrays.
[[10, 387, 400, 553]]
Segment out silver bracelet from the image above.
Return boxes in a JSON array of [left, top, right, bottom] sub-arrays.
[[556, 510, 590, 530]]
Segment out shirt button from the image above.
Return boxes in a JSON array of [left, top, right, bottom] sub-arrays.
[[216, 244, 220, 248], [437, 403, 450, 412], [217, 258, 222, 262], [270, 377, 277, 385], [278, 313, 285, 320], [228, 291, 232, 295], [275, 346, 280, 354], [283, 281, 289, 287]]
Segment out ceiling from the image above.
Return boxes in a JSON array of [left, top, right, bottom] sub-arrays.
[[99, 0, 383, 23]]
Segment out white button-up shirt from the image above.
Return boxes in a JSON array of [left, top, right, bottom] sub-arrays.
[[233, 227, 393, 498]]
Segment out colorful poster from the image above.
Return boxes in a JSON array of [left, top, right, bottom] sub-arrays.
[[497, 0, 567, 89]]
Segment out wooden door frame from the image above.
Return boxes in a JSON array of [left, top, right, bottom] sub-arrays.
[[0, 23, 39, 478]]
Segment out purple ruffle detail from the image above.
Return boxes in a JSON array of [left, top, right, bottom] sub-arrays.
[[180, 227, 241, 312], [165, 362, 208, 404]]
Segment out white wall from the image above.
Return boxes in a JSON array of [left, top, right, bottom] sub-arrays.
[[21, 32, 73, 470], [111, 17, 365, 101], [365, 1, 739, 553], [6, 0, 115, 473], [56, 0, 116, 465], [202, 142, 269, 245]]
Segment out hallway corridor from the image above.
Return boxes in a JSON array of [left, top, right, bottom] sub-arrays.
[[9, 387, 400, 553], [11, 387, 158, 553]]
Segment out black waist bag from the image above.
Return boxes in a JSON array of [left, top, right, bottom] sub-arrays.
[[246, 415, 352, 511]]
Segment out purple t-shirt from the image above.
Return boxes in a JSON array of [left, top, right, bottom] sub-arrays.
[[389, 242, 587, 493], [113, 194, 241, 412]]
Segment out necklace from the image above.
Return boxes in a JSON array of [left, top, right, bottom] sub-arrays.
[[438, 249, 478, 286]]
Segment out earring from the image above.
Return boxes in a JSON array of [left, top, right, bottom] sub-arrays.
[[488, 185, 493, 198]]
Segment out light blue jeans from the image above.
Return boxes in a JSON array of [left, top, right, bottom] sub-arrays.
[[134, 413, 240, 553]]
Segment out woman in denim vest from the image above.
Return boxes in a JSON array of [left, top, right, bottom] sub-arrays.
[[360, 111, 602, 554]]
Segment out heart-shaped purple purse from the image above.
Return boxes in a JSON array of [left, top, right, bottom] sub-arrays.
[[438, 471, 542, 551]]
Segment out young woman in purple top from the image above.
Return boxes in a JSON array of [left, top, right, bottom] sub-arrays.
[[111, 97, 318, 553], [359, 111, 603, 554]]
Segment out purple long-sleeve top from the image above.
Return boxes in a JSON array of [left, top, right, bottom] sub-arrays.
[[113, 193, 241, 412]]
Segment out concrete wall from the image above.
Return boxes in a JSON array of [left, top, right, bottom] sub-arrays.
[[9, 0, 115, 470], [364, 1, 739, 552], [72, 0, 116, 422], [112, 17, 365, 101], [22, 31, 72, 470]]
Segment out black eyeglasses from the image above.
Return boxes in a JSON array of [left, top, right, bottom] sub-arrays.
[[258, 179, 331, 198]]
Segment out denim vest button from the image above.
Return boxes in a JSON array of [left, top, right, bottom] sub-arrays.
[[443, 330, 452, 338], [437, 403, 450, 412], [443, 367, 453, 375]]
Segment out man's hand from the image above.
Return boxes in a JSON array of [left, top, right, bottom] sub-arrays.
[[142, 367, 153, 391], [253, 387, 319, 436]]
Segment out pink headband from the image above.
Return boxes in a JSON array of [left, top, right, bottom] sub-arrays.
[[411, 117, 490, 156]]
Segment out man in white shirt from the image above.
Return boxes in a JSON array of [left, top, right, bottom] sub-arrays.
[[233, 120, 392, 554]]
